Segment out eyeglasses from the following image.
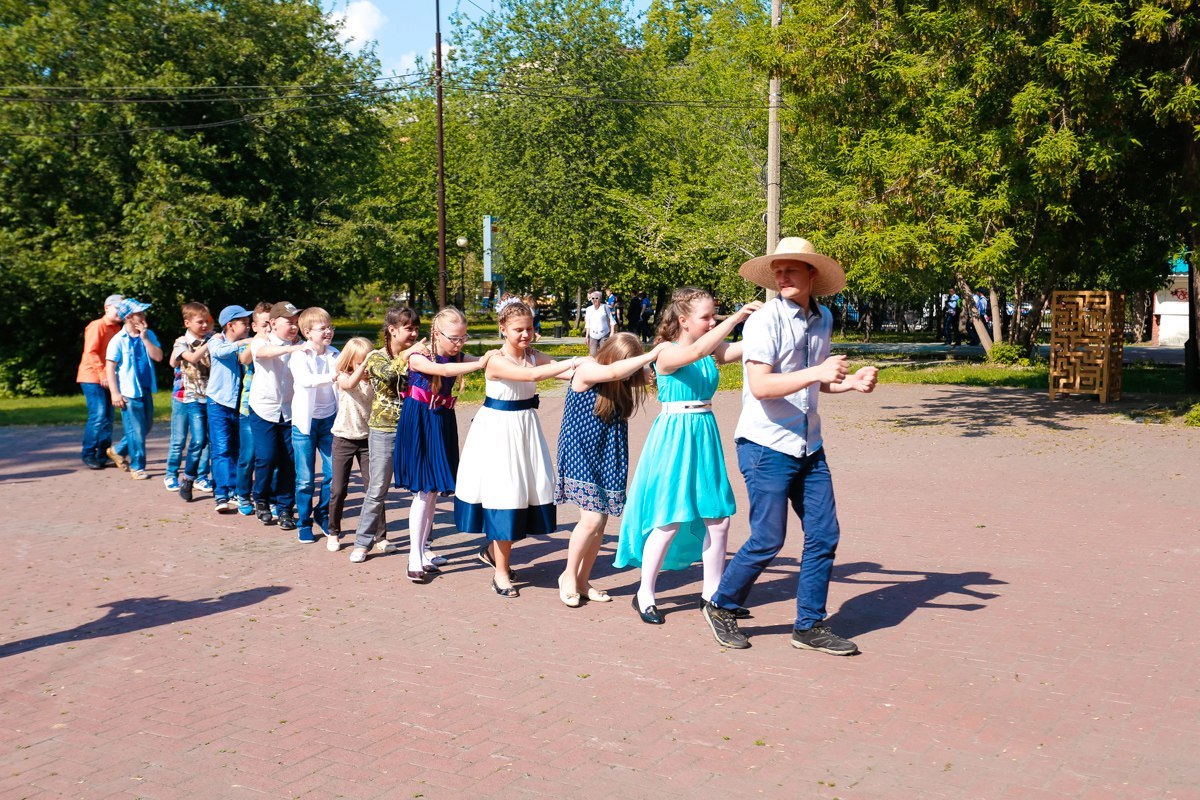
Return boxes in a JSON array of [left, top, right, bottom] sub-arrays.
[[436, 328, 468, 345]]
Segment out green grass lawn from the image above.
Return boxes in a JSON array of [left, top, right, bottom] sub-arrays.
[[3, 362, 1194, 427]]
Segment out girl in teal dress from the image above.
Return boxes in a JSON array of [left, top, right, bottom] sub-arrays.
[[616, 289, 761, 624]]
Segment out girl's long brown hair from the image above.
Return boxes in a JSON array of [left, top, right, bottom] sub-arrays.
[[654, 287, 711, 345], [593, 333, 649, 423], [429, 306, 467, 395]]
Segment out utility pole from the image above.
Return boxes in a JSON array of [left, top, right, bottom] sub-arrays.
[[764, 0, 782, 299], [434, 0, 448, 308]]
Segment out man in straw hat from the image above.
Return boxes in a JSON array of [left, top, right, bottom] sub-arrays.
[[702, 237, 878, 653]]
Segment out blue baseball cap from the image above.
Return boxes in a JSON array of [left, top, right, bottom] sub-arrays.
[[218, 304, 254, 328], [116, 298, 151, 320]]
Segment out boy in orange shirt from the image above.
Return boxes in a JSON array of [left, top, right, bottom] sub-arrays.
[[77, 294, 124, 469]]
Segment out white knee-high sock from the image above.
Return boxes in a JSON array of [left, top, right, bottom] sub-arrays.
[[700, 517, 730, 602], [408, 491, 434, 571], [420, 493, 436, 565], [637, 524, 678, 611]]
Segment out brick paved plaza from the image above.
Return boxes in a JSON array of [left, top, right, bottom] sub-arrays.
[[2, 384, 1197, 799]]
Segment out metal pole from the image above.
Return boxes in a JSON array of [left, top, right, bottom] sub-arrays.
[[1187, 249, 1199, 391], [434, 0, 448, 308], [764, 0, 782, 299]]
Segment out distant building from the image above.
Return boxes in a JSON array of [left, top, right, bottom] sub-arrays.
[[1152, 257, 1190, 346]]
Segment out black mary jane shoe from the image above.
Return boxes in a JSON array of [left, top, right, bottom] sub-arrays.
[[492, 579, 519, 599], [422, 564, 441, 575], [632, 595, 665, 625], [407, 570, 429, 584]]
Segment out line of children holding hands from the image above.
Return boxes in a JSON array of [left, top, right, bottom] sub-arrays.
[[101, 248, 876, 654]]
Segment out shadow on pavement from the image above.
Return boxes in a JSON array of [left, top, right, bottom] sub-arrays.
[[881, 385, 1115, 435], [0, 586, 291, 659], [825, 561, 1005, 639]]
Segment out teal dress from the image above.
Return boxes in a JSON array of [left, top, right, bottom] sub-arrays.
[[615, 354, 735, 571]]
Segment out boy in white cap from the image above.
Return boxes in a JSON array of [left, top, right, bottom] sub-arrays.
[[702, 237, 878, 653], [105, 298, 163, 479], [77, 294, 124, 469]]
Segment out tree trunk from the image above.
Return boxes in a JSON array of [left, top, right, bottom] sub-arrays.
[[1014, 282, 1053, 356], [954, 274, 993, 352], [988, 280, 1002, 345], [1186, 228, 1199, 391], [573, 286, 583, 330]]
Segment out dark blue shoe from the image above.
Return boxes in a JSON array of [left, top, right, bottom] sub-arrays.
[[297, 526, 315, 543]]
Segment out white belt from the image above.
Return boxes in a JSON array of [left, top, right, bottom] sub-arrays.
[[660, 401, 713, 414]]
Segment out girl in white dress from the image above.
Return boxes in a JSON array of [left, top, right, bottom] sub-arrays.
[[454, 299, 576, 598]]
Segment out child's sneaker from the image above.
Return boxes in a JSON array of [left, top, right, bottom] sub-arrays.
[[214, 499, 232, 514], [326, 533, 341, 552], [254, 500, 274, 525], [278, 513, 297, 532], [163, 475, 179, 492], [297, 526, 315, 543], [106, 446, 129, 472], [194, 477, 214, 493], [178, 478, 194, 502], [349, 547, 368, 563], [236, 496, 255, 516], [130, 470, 150, 481]]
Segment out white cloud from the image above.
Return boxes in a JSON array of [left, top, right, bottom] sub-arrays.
[[330, 1, 387, 50], [391, 41, 451, 77]]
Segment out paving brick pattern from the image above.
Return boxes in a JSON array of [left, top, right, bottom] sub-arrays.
[[1, 384, 1198, 799]]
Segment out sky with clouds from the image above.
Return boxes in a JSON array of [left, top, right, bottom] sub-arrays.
[[324, 0, 651, 79]]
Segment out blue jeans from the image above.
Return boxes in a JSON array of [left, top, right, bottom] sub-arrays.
[[80, 382, 114, 465], [250, 409, 294, 509], [166, 399, 210, 480], [207, 402, 240, 501], [236, 413, 255, 499], [292, 415, 334, 532], [113, 394, 155, 472], [711, 442, 841, 630]]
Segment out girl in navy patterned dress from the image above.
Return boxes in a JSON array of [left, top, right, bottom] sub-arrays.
[[553, 333, 666, 607], [394, 307, 492, 583]]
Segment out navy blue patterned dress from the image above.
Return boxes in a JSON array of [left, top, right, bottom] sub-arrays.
[[554, 385, 629, 516], [394, 355, 460, 494]]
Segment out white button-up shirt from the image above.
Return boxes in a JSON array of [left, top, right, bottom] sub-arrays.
[[734, 296, 832, 457]]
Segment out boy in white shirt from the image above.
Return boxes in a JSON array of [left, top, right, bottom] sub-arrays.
[[248, 302, 305, 530], [288, 307, 340, 544]]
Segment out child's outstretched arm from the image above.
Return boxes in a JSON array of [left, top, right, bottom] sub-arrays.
[[409, 349, 493, 377], [573, 342, 667, 392], [485, 353, 575, 382], [657, 301, 762, 374]]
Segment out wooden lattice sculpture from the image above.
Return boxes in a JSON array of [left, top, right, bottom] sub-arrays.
[[1049, 291, 1124, 402]]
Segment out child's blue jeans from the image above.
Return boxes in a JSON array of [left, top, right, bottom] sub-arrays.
[[113, 394, 155, 472], [166, 398, 210, 481], [292, 415, 334, 533], [79, 382, 114, 465], [236, 413, 255, 500], [207, 402, 240, 501]]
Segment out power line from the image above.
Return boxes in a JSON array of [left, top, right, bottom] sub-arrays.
[[0, 71, 423, 93], [0, 79, 425, 105]]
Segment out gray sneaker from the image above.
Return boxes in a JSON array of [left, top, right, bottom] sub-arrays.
[[791, 624, 859, 656], [701, 601, 750, 649]]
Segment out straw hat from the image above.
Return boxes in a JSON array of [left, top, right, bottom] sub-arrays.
[[738, 237, 846, 296]]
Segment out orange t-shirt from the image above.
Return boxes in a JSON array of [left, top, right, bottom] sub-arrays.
[[76, 317, 121, 384]]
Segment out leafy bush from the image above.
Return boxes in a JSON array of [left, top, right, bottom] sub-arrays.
[[987, 342, 1029, 366], [1185, 403, 1200, 428]]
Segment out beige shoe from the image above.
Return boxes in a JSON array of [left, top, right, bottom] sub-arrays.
[[349, 547, 368, 563], [585, 585, 612, 603], [557, 573, 582, 608], [107, 446, 129, 472], [130, 469, 150, 481]]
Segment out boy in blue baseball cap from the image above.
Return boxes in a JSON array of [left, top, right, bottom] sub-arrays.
[[205, 305, 255, 512], [105, 299, 163, 479]]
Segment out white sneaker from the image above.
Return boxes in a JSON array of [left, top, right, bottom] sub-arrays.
[[372, 538, 400, 554], [194, 477, 214, 493], [214, 499, 231, 513], [349, 547, 367, 563], [326, 534, 341, 552]]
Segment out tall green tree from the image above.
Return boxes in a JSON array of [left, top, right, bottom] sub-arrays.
[[0, 0, 388, 394]]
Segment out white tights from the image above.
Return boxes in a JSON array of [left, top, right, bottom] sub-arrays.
[[407, 491, 437, 571], [635, 517, 730, 611]]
